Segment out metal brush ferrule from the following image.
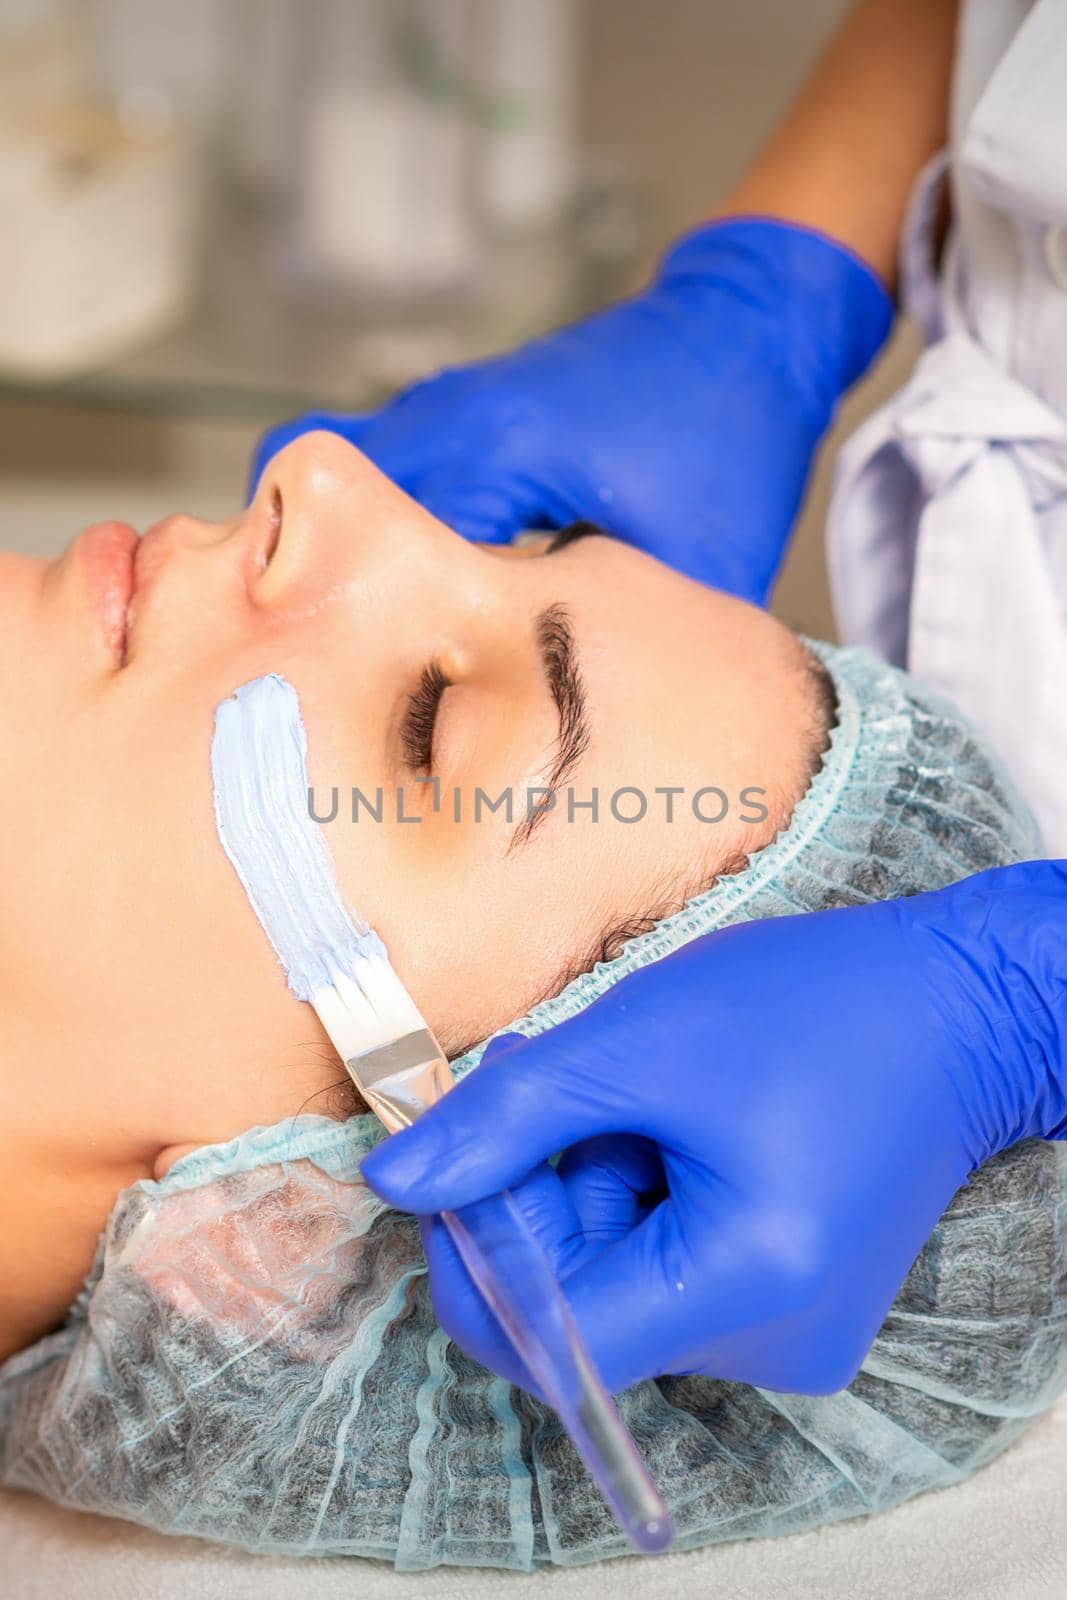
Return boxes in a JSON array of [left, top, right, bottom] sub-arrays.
[[344, 1027, 453, 1134]]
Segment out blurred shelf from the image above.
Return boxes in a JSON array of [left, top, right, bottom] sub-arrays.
[[0, 186, 640, 425]]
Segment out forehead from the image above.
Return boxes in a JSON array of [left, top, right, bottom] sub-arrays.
[[525, 536, 771, 766], [506, 535, 793, 832]]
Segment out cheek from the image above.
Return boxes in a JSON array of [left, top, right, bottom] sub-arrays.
[[393, 848, 606, 1055], [323, 825, 514, 1051]]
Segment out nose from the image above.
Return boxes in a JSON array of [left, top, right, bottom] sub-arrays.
[[247, 430, 490, 625]]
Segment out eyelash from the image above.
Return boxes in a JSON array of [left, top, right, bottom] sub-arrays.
[[397, 524, 598, 773], [400, 662, 450, 771]]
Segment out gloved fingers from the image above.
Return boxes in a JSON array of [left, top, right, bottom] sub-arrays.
[[555, 1135, 665, 1243], [533, 1194, 713, 1393], [399, 1130, 869, 1397], [419, 1213, 536, 1391], [558, 1181, 876, 1396], [248, 410, 372, 499], [406, 469, 557, 546], [361, 1021, 644, 1214], [417, 1158, 598, 1398]]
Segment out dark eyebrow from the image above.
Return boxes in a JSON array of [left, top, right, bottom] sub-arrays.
[[509, 603, 590, 850]]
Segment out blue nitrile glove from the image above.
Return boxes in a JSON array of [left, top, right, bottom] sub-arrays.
[[362, 862, 1067, 1397], [250, 219, 892, 604]]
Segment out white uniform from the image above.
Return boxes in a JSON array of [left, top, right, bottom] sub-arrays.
[[827, 0, 1067, 852]]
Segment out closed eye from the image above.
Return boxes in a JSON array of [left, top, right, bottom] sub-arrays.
[[400, 662, 449, 772]]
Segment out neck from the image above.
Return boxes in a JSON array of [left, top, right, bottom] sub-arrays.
[[0, 1137, 152, 1364]]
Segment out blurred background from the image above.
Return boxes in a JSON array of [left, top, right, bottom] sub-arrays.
[[0, 0, 919, 636]]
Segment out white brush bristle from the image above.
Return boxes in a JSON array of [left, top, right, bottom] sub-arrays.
[[311, 947, 425, 1064]]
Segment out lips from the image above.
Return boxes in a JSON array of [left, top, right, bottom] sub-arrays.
[[77, 497, 283, 666], [79, 520, 140, 665]]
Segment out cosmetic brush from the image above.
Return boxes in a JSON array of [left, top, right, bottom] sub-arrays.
[[211, 673, 674, 1555]]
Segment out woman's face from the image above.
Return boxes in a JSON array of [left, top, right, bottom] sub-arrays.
[[0, 433, 811, 1171]]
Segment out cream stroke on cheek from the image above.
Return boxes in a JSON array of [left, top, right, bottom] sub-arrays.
[[212, 673, 389, 1002]]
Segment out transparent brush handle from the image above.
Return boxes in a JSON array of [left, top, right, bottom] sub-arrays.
[[442, 1189, 675, 1554]]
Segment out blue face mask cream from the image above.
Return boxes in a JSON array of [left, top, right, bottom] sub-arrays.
[[211, 673, 674, 1554]]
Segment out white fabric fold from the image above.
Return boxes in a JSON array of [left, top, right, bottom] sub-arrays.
[[829, 333, 1067, 849]]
